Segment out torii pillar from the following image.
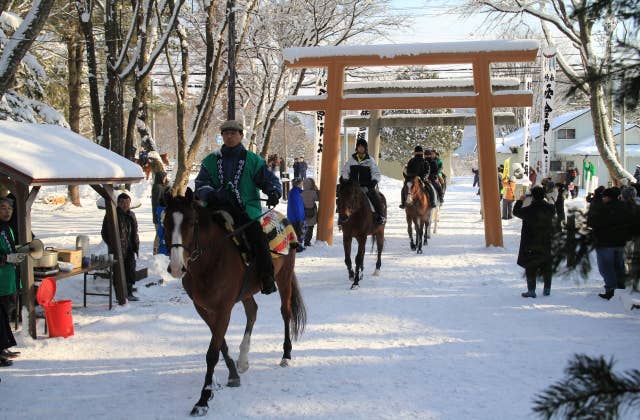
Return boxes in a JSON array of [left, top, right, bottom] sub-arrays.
[[284, 41, 538, 246]]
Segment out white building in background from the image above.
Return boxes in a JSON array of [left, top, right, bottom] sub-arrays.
[[460, 108, 640, 187]]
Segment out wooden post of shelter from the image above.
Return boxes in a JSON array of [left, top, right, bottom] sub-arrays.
[[91, 184, 128, 305], [284, 41, 538, 246], [0, 122, 144, 338]]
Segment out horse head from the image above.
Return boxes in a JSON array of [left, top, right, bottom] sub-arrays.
[[407, 177, 428, 209], [337, 179, 367, 222], [163, 187, 197, 278]]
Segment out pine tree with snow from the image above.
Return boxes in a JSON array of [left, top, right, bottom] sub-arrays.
[[533, 354, 640, 419]]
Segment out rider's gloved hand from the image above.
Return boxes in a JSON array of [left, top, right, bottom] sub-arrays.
[[266, 191, 280, 208]]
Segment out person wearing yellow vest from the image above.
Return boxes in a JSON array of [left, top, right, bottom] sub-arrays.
[[502, 176, 516, 220], [195, 120, 282, 295]]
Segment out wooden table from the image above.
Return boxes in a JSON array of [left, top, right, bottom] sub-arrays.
[[35, 262, 115, 310]]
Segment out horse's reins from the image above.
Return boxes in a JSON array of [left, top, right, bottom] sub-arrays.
[[171, 205, 276, 264]]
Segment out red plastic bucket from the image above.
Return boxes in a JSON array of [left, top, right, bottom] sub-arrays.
[[36, 278, 74, 338], [43, 300, 74, 338]]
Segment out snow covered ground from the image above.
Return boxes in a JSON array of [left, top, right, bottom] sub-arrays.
[[2, 175, 639, 419]]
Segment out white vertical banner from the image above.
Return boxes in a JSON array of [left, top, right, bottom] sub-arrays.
[[315, 69, 327, 184], [522, 76, 532, 180], [539, 47, 557, 178], [356, 110, 369, 149]]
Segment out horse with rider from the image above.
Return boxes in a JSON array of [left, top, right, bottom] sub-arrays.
[[399, 146, 444, 210], [337, 138, 386, 288], [164, 120, 308, 416]]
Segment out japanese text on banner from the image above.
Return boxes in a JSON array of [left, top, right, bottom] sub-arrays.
[[523, 76, 532, 179], [539, 47, 556, 178], [315, 70, 327, 183]]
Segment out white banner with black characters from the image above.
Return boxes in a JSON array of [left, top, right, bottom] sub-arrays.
[[539, 47, 556, 178], [523, 76, 532, 179], [315, 69, 327, 183], [356, 110, 369, 148]]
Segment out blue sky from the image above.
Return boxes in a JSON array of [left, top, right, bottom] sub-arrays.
[[387, 0, 486, 43]]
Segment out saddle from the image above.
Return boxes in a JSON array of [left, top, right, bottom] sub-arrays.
[[209, 209, 298, 266]]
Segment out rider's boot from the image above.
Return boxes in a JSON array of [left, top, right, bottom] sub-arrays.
[[399, 185, 407, 209], [247, 220, 277, 295], [367, 189, 385, 225], [425, 182, 437, 208], [433, 181, 444, 205]]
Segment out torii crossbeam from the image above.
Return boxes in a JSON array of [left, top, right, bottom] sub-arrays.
[[284, 40, 538, 247]]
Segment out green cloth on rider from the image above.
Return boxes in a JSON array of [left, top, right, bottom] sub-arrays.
[[201, 151, 267, 220]]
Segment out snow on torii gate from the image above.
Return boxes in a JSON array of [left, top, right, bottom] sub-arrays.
[[284, 40, 538, 247]]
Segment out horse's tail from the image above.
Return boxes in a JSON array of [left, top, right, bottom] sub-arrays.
[[289, 272, 307, 341]]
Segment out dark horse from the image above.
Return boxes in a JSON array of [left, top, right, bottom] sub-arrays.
[[403, 176, 432, 253], [163, 188, 306, 416], [337, 179, 385, 289]]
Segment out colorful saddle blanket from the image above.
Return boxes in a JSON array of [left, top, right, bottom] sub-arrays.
[[212, 209, 297, 262], [261, 210, 298, 257]]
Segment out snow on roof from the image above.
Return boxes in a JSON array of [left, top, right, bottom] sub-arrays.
[[0, 121, 144, 185], [343, 92, 478, 99], [343, 77, 521, 90], [284, 40, 539, 63], [557, 123, 640, 156], [501, 108, 591, 147]]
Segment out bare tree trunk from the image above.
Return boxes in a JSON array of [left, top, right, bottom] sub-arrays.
[[66, 22, 84, 206], [75, 0, 102, 143], [166, 20, 190, 195], [0, 0, 56, 98], [589, 80, 632, 185]]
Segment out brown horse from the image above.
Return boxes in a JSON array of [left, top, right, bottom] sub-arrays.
[[403, 176, 432, 253], [163, 188, 306, 416], [337, 179, 385, 289]]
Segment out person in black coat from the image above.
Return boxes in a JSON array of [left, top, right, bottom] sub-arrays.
[[399, 146, 435, 208], [293, 156, 308, 180], [588, 187, 639, 299], [101, 193, 140, 301], [513, 186, 556, 298], [555, 183, 566, 225]]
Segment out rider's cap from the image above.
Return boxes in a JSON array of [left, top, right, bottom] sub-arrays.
[[355, 138, 368, 151], [220, 120, 243, 133], [414, 146, 423, 153]]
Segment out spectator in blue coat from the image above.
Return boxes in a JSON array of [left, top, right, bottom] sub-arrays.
[[287, 178, 306, 252]]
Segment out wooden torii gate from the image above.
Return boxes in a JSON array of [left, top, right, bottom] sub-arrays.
[[341, 78, 522, 167], [284, 40, 538, 247]]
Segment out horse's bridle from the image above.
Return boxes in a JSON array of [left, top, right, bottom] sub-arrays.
[[169, 207, 274, 265]]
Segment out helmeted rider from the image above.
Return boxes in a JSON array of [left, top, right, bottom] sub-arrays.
[[340, 138, 385, 225], [195, 120, 281, 295], [399, 146, 435, 209], [425, 149, 444, 204]]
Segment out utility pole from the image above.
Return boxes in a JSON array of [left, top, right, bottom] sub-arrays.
[[282, 110, 288, 172], [227, 0, 236, 120]]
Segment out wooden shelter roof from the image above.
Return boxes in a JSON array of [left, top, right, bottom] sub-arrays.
[[0, 121, 144, 185]]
